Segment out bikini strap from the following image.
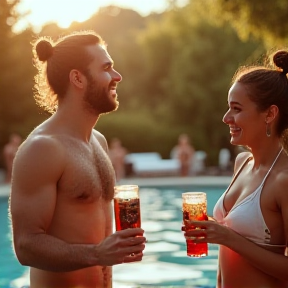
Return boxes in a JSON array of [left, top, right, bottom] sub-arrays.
[[260, 147, 283, 186]]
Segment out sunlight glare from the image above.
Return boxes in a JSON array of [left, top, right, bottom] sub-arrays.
[[15, 0, 102, 31], [14, 0, 189, 33]]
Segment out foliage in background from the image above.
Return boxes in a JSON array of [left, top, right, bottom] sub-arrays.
[[2, 0, 288, 168], [125, 0, 264, 162], [0, 0, 48, 166], [97, 108, 183, 158], [202, 0, 288, 47]]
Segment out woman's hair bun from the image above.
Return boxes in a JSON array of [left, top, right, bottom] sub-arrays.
[[35, 39, 53, 61], [273, 50, 288, 75]]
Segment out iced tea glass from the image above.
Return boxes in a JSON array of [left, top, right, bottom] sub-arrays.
[[182, 192, 208, 257], [114, 185, 141, 231]]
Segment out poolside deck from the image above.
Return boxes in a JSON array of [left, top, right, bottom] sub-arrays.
[[0, 183, 10, 198], [119, 175, 231, 188]]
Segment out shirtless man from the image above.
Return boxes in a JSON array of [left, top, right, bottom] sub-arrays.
[[9, 31, 146, 288]]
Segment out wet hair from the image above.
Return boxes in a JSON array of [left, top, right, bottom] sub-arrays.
[[32, 30, 105, 113], [232, 49, 288, 153]]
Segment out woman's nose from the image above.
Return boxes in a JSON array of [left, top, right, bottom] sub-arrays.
[[222, 111, 231, 124]]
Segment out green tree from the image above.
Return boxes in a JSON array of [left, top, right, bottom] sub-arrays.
[[0, 2, 270, 168], [0, 0, 22, 166], [136, 0, 264, 163], [0, 0, 20, 138], [202, 0, 288, 47], [0, 0, 47, 167]]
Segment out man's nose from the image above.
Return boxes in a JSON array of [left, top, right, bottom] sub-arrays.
[[113, 70, 122, 82]]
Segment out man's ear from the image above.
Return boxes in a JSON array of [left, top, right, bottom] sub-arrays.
[[69, 69, 84, 88], [265, 105, 279, 123]]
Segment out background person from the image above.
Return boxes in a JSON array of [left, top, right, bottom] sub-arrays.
[[184, 50, 288, 288], [171, 133, 195, 176], [10, 30, 146, 288], [108, 137, 127, 182], [3, 133, 22, 183]]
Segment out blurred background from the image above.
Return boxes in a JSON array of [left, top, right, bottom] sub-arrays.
[[1, 0, 288, 172]]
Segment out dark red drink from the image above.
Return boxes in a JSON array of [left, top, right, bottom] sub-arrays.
[[114, 198, 141, 231]]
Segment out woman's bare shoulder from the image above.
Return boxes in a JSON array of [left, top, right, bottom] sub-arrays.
[[234, 151, 252, 171]]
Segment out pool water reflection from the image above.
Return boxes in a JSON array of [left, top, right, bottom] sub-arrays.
[[0, 185, 225, 288], [113, 186, 224, 287], [0, 195, 27, 288]]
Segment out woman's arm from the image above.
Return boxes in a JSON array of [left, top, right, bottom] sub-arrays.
[[186, 214, 288, 281]]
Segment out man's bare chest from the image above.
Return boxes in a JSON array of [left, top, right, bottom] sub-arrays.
[[58, 143, 115, 201]]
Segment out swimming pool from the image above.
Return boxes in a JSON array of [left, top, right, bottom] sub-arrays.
[[0, 196, 26, 288], [0, 184, 227, 288]]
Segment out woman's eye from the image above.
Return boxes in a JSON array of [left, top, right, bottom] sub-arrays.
[[227, 106, 241, 112], [230, 106, 241, 112]]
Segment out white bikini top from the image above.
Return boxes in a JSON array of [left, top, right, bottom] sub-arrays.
[[213, 148, 285, 247]]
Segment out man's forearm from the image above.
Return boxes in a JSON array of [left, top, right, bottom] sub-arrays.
[[15, 234, 97, 272]]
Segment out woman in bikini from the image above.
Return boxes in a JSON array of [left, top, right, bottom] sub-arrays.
[[184, 50, 288, 288]]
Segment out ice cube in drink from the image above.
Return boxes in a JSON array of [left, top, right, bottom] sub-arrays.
[[114, 193, 141, 231], [182, 192, 208, 257]]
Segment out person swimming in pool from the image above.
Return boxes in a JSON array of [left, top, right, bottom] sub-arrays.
[[184, 50, 288, 288]]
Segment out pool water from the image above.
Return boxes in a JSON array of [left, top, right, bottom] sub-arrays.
[[0, 185, 225, 288], [0, 197, 27, 288]]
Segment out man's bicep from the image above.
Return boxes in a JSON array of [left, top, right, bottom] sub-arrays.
[[10, 137, 65, 236]]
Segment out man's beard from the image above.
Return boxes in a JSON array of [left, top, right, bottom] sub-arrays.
[[83, 72, 119, 115]]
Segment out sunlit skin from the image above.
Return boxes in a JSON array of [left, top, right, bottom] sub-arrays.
[[83, 45, 121, 115], [182, 82, 288, 288], [10, 43, 146, 288]]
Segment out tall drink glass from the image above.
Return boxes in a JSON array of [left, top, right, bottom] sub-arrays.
[[114, 185, 141, 231], [182, 192, 208, 257]]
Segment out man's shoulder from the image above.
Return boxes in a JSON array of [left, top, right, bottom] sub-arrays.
[[18, 131, 66, 161], [92, 129, 105, 139], [92, 129, 107, 144], [92, 129, 108, 151]]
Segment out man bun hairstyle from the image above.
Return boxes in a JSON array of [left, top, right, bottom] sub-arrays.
[[32, 30, 104, 114], [35, 39, 53, 61]]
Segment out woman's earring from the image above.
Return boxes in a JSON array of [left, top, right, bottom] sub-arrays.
[[266, 122, 271, 137]]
